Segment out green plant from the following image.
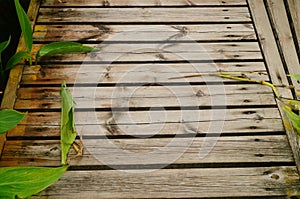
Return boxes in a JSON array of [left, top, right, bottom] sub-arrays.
[[60, 81, 82, 165], [0, 109, 27, 134]]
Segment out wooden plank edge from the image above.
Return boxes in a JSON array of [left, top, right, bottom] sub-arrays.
[[0, 0, 41, 157], [247, 0, 300, 174]]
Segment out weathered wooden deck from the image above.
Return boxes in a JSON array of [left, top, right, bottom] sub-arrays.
[[1, 0, 300, 198]]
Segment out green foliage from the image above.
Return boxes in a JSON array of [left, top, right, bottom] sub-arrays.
[[5, 51, 30, 71], [60, 82, 77, 165], [14, 0, 32, 53], [0, 36, 11, 55], [0, 109, 27, 134], [0, 166, 68, 199], [288, 74, 300, 82], [36, 41, 96, 61]]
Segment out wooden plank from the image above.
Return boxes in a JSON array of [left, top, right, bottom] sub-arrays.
[[267, 0, 300, 94], [16, 84, 272, 99], [37, 7, 251, 23], [32, 167, 300, 198], [9, 118, 284, 137], [0, 0, 40, 156], [0, 135, 294, 166], [248, 0, 300, 173], [8, 107, 283, 137], [14, 84, 276, 109], [287, 0, 300, 51], [21, 62, 267, 85], [41, 0, 247, 7], [33, 24, 256, 42], [248, 0, 292, 99], [32, 42, 262, 63]]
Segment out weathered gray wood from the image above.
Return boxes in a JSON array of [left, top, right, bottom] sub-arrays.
[[0, 0, 41, 156], [267, 0, 300, 94], [248, 0, 300, 174], [16, 84, 272, 99], [0, 135, 294, 166], [32, 42, 262, 63], [33, 24, 256, 42], [21, 62, 267, 85], [248, 0, 293, 99], [14, 90, 276, 109], [38, 7, 251, 23], [287, 0, 300, 51], [41, 0, 247, 7], [10, 118, 284, 137], [31, 167, 300, 198]]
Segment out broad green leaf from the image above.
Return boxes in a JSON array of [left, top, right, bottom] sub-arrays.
[[36, 41, 97, 61], [282, 105, 300, 135], [288, 74, 300, 83], [0, 110, 27, 134], [14, 0, 32, 53], [5, 51, 30, 71], [60, 82, 77, 165], [0, 36, 11, 55], [0, 166, 68, 199]]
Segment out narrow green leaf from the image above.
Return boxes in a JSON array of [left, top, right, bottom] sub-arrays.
[[0, 36, 11, 55], [5, 51, 30, 71], [0, 110, 27, 134], [288, 74, 300, 83], [14, 0, 32, 53], [60, 82, 77, 165], [36, 41, 97, 61], [0, 166, 68, 199]]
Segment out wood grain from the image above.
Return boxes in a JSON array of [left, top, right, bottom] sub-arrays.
[[37, 7, 251, 23], [41, 0, 247, 7], [0, 135, 293, 166], [32, 167, 300, 198], [33, 24, 256, 42]]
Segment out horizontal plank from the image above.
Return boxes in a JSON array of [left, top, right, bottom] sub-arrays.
[[14, 85, 276, 110], [15, 107, 283, 125], [0, 135, 293, 166], [10, 118, 284, 137], [41, 0, 247, 7], [33, 24, 256, 42], [34, 167, 300, 198], [37, 7, 251, 23], [9, 107, 284, 137], [21, 62, 267, 85], [32, 42, 262, 63], [17, 84, 272, 99]]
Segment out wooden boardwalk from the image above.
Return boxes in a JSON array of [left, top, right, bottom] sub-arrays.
[[1, 0, 300, 198]]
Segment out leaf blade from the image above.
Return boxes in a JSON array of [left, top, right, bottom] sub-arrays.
[[36, 41, 97, 61], [0, 36, 11, 55], [60, 82, 77, 165], [0, 110, 27, 134], [5, 51, 30, 71], [14, 0, 32, 53], [0, 166, 68, 198]]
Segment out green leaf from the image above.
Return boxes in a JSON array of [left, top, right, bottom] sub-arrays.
[[282, 105, 300, 135], [14, 0, 32, 53], [0, 110, 27, 134], [0, 166, 68, 199], [288, 74, 300, 83], [36, 41, 97, 61], [5, 51, 30, 71], [60, 82, 77, 165], [0, 36, 11, 55]]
